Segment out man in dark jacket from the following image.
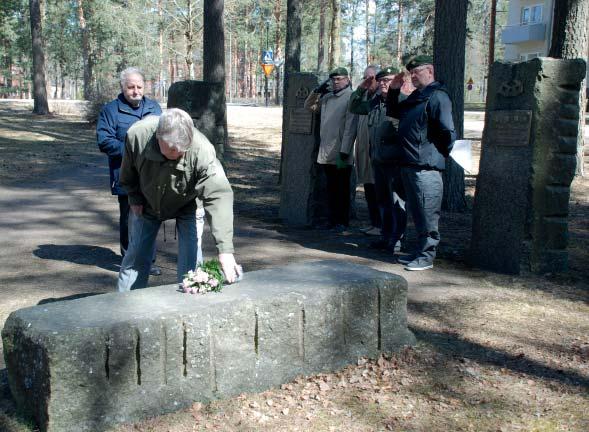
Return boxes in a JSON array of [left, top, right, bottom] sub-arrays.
[[386, 55, 456, 271], [97, 67, 162, 273], [349, 66, 407, 255]]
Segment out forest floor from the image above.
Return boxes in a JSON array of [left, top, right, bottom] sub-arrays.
[[0, 102, 588, 432]]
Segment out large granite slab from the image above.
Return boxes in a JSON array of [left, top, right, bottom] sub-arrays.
[[2, 260, 414, 432]]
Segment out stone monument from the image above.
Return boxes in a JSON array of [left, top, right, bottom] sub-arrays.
[[167, 81, 226, 158], [279, 73, 327, 226], [3, 260, 415, 432], [470, 58, 586, 274]]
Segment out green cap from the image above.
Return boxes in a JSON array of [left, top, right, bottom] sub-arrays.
[[405, 55, 433, 70], [376, 66, 399, 80], [329, 67, 349, 78]]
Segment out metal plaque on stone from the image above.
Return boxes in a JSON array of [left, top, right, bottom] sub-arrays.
[[487, 110, 532, 147], [289, 108, 314, 135]]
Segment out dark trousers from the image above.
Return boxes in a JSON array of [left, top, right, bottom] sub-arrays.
[[373, 162, 407, 244], [363, 183, 381, 228], [400, 167, 443, 261], [117, 195, 130, 256], [324, 164, 352, 227]]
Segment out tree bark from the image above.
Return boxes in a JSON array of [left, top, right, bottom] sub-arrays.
[[328, 0, 341, 70], [203, 0, 225, 83], [365, 0, 371, 64], [433, 0, 467, 212], [273, 0, 283, 104], [76, 0, 92, 100], [317, 0, 327, 72], [29, 0, 49, 114], [281, 0, 302, 182], [396, 1, 404, 64], [549, 0, 589, 176]]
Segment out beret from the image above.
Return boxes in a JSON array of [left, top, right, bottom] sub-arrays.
[[405, 55, 433, 70], [329, 67, 349, 78], [375, 66, 399, 80]]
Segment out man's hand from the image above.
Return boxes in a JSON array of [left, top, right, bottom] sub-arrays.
[[314, 79, 331, 95], [218, 253, 242, 284], [130, 204, 143, 215], [390, 74, 405, 90], [358, 75, 374, 90]]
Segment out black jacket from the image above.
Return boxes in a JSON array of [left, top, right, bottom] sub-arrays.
[[385, 81, 456, 171]]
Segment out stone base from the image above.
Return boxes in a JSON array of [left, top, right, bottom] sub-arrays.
[[2, 260, 414, 432]]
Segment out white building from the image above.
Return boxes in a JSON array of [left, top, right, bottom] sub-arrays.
[[501, 0, 555, 61]]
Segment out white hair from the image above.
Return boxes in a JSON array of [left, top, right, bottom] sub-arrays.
[[120, 67, 145, 89], [156, 108, 194, 151]]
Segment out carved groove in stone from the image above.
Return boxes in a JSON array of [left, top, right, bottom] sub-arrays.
[[161, 324, 168, 385], [209, 326, 217, 392], [377, 288, 382, 351], [182, 322, 188, 377], [135, 329, 141, 385], [254, 311, 259, 356], [104, 337, 110, 380], [298, 308, 305, 361]]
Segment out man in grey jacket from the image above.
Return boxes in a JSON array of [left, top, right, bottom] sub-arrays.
[[304, 67, 358, 233], [117, 108, 241, 291]]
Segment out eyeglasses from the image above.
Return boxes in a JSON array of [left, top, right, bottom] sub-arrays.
[[331, 76, 347, 82], [377, 77, 393, 83]]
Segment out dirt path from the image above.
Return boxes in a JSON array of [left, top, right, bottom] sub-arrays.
[[0, 104, 588, 432]]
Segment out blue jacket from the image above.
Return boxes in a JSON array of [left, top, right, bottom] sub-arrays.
[[385, 81, 455, 171], [96, 94, 162, 195]]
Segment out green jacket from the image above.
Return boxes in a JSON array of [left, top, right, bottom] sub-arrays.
[[349, 87, 402, 164], [120, 116, 234, 254]]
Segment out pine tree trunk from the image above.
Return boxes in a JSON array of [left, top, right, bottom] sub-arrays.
[[273, 0, 282, 104], [396, 1, 404, 64], [76, 0, 92, 100], [203, 0, 225, 83], [549, 0, 589, 176], [280, 0, 302, 182], [365, 0, 371, 64], [433, 0, 467, 212], [30, 0, 49, 114], [317, 0, 326, 72], [158, 0, 164, 98], [328, 0, 341, 70]]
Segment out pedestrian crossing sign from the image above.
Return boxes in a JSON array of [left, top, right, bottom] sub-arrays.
[[262, 50, 273, 64]]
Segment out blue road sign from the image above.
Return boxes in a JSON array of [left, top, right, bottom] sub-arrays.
[[262, 50, 274, 64]]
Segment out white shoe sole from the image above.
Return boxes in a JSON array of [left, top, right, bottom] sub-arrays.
[[404, 264, 433, 271]]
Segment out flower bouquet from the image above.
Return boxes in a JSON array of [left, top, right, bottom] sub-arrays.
[[181, 260, 224, 294]]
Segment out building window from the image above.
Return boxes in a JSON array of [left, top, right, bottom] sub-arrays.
[[521, 4, 543, 24], [519, 52, 542, 61]]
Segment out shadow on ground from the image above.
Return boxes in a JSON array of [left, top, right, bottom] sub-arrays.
[[33, 244, 121, 273]]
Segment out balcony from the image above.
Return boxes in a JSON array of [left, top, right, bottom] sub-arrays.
[[501, 22, 546, 44]]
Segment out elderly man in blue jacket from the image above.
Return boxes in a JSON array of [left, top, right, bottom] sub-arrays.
[[96, 67, 163, 274], [386, 55, 456, 271]]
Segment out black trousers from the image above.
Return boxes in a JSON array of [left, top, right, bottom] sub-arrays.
[[363, 183, 381, 228], [117, 195, 130, 256], [324, 164, 352, 227], [373, 162, 407, 244]]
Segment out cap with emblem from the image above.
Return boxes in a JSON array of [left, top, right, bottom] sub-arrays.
[[329, 67, 349, 78], [405, 55, 433, 71], [375, 66, 399, 80]]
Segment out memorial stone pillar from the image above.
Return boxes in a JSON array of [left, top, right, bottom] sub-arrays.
[[470, 58, 586, 274], [167, 81, 226, 158], [279, 73, 327, 226]]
